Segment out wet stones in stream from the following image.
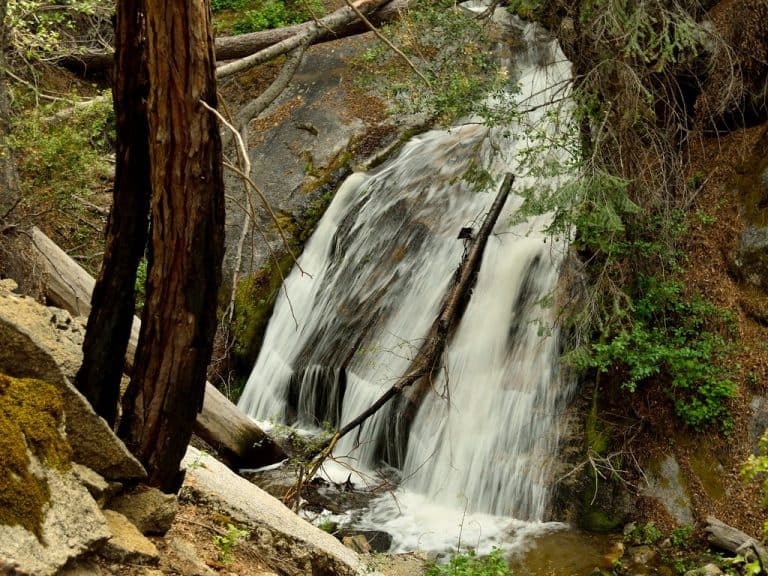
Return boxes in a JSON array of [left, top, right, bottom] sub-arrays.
[[242, 462, 396, 553]]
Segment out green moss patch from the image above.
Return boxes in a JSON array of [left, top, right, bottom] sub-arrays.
[[0, 373, 72, 538], [232, 254, 295, 377]]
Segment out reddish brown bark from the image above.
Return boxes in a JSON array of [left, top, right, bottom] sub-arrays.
[[74, 0, 150, 426], [118, 0, 225, 492]]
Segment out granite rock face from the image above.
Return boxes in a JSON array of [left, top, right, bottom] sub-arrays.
[[0, 448, 109, 575], [101, 510, 160, 565], [181, 447, 373, 576]]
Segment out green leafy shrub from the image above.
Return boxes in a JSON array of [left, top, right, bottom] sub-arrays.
[[231, 0, 325, 33], [350, 0, 508, 124], [625, 522, 663, 546], [670, 525, 694, 549], [213, 523, 251, 564], [426, 549, 511, 576], [572, 277, 735, 429], [135, 258, 148, 313], [6, 0, 112, 60], [9, 94, 115, 274], [211, 0, 247, 11]]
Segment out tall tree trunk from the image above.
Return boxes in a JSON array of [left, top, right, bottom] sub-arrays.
[[74, 0, 151, 426], [0, 0, 21, 219], [118, 0, 225, 493]]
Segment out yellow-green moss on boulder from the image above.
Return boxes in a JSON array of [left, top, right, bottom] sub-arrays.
[[0, 373, 72, 537]]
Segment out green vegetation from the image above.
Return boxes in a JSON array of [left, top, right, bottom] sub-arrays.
[[352, 0, 511, 124], [8, 93, 114, 274], [0, 373, 72, 538], [6, 0, 111, 60], [212, 0, 325, 35], [507, 0, 737, 430], [670, 525, 694, 549], [134, 258, 148, 314], [625, 522, 663, 546], [213, 522, 251, 564], [573, 277, 736, 429], [426, 549, 512, 576]]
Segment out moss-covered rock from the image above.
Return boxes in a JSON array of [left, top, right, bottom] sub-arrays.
[[0, 373, 71, 537], [231, 254, 295, 379]]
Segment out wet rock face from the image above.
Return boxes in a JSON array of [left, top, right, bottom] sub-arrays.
[[735, 226, 768, 290], [731, 130, 768, 290], [641, 454, 694, 526]]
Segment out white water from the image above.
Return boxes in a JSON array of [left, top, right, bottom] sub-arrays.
[[238, 18, 575, 553]]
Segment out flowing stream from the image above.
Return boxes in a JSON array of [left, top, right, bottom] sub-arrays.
[[238, 14, 577, 555]]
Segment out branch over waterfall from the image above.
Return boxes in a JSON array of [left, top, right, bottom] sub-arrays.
[[295, 173, 515, 489]]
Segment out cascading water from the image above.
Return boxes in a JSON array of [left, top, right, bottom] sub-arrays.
[[238, 13, 576, 553]]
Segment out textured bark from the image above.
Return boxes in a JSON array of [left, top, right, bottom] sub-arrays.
[[23, 226, 284, 469], [118, 0, 225, 493], [0, 0, 20, 219], [704, 516, 768, 568], [55, 0, 410, 75], [74, 0, 151, 426]]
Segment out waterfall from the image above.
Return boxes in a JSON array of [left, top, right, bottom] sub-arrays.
[[238, 17, 575, 551]]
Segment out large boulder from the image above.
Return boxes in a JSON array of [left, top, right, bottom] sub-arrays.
[[181, 447, 373, 576], [731, 129, 768, 289], [0, 374, 110, 575], [734, 226, 768, 289], [0, 281, 146, 481]]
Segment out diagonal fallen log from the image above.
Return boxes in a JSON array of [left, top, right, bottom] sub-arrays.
[[55, 0, 410, 75], [24, 226, 285, 469], [306, 173, 515, 471], [704, 516, 768, 571]]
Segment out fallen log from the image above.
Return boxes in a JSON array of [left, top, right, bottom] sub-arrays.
[[25, 226, 285, 469], [216, 0, 393, 79], [55, 0, 410, 75], [704, 516, 768, 570], [314, 173, 515, 457]]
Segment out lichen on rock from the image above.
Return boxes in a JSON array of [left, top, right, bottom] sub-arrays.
[[0, 372, 72, 537]]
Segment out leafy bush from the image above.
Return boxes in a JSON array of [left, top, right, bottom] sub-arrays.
[[8, 94, 115, 274], [6, 0, 112, 60], [670, 525, 694, 549], [211, 0, 247, 11], [231, 0, 325, 33], [426, 549, 511, 576], [571, 277, 736, 429], [213, 523, 251, 564], [625, 522, 663, 546]]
